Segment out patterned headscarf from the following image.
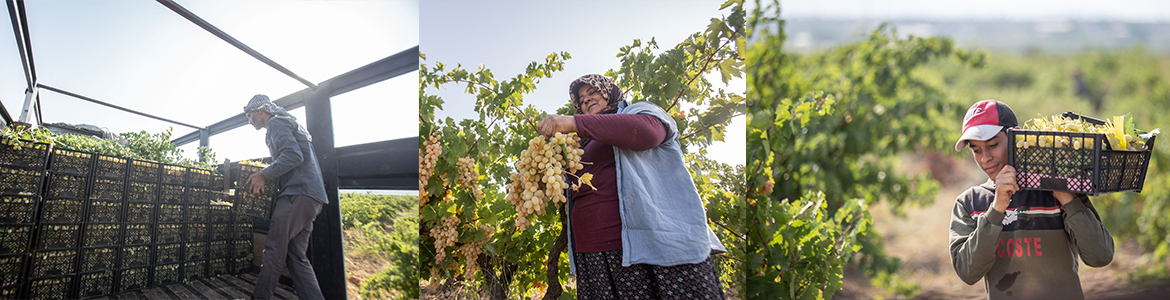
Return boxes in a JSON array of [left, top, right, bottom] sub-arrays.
[[569, 74, 623, 115], [242, 94, 295, 119]]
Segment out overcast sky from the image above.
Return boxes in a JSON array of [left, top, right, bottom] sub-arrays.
[[421, 0, 746, 167], [0, 0, 418, 170], [782, 0, 1170, 21]]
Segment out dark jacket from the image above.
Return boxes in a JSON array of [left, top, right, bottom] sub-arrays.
[[262, 116, 328, 204], [949, 179, 1113, 299]]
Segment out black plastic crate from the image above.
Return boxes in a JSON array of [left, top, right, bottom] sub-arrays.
[[0, 225, 32, 255], [31, 249, 76, 277], [240, 193, 273, 219], [128, 181, 157, 202], [0, 166, 43, 198], [47, 148, 91, 175], [184, 241, 207, 261], [0, 195, 37, 224], [210, 174, 225, 192], [0, 140, 50, 170], [85, 199, 123, 223], [189, 168, 211, 187], [186, 204, 208, 222], [187, 188, 210, 205], [40, 198, 84, 223], [123, 224, 152, 245], [232, 256, 252, 274], [28, 275, 73, 300], [78, 270, 115, 298], [233, 191, 251, 215], [117, 267, 149, 292], [209, 240, 229, 258], [231, 220, 253, 241], [160, 184, 185, 204], [187, 223, 208, 242], [181, 259, 207, 281], [80, 247, 118, 273], [45, 172, 86, 199], [162, 165, 186, 185], [152, 263, 179, 286], [232, 163, 277, 196], [82, 224, 121, 248], [210, 223, 230, 241], [93, 155, 127, 180], [209, 257, 228, 276], [210, 204, 231, 223], [1009, 128, 1156, 194], [90, 178, 125, 201], [157, 224, 182, 244], [231, 239, 250, 258], [35, 224, 80, 250], [129, 160, 160, 183], [0, 254, 25, 292], [0, 283, 15, 300], [124, 201, 156, 224], [120, 245, 150, 268], [155, 243, 181, 265], [158, 204, 184, 223]]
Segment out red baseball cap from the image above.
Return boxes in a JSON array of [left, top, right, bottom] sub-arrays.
[[955, 99, 1018, 152]]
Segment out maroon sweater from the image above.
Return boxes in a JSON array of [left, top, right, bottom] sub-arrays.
[[571, 113, 667, 253]]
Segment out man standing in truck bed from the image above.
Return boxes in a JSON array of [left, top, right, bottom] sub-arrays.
[[949, 99, 1114, 299], [244, 94, 328, 300]]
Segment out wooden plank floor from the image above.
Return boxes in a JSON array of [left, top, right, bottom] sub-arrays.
[[87, 273, 298, 300]]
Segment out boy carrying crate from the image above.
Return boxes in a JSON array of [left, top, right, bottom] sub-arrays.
[[949, 99, 1114, 300]]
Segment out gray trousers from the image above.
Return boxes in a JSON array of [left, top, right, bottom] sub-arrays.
[[254, 195, 325, 300]]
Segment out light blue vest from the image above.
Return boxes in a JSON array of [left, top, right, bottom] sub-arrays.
[[567, 100, 727, 274]]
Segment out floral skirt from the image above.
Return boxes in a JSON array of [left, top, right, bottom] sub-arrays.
[[573, 249, 724, 300]]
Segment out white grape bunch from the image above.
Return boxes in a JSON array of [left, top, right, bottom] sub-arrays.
[[504, 132, 588, 231], [456, 156, 483, 200], [430, 214, 460, 264], [419, 131, 442, 205], [457, 224, 494, 276]]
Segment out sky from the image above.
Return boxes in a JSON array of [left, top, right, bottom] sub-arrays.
[[782, 0, 1170, 21], [0, 0, 419, 182], [420, 0, 746, 167]]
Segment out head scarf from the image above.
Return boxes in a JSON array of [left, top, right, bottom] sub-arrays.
[[242, 94, 295, 119], [569, 74, 623, 115]]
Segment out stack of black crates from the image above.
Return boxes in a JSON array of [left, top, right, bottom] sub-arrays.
[[0, 141, 49, 299], [0, 140, 267, 299]]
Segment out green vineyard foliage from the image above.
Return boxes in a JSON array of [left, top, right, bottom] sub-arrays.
[[339, 193, 419, 300], [745, 1, 985, 298]]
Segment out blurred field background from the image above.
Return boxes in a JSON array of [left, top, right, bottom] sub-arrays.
[[339, 193, 418, 300]]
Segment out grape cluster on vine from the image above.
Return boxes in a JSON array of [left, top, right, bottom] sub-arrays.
[[457, 224, 494, 277], [504, 133, 586, 231], [419, 131, 442, 205], [430, 214, 460, 264], [456, 156, 483, 200]]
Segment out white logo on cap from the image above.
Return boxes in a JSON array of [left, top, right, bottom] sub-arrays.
[[964, 105, 987, 126]]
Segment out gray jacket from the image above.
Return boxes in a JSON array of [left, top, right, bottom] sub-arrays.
[[262, 116, 328, 204]]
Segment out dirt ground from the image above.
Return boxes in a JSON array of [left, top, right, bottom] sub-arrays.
[[834, 153, 1170, 300]]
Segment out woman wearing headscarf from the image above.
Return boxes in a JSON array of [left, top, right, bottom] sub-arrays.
[[538, 74, 726, 300]]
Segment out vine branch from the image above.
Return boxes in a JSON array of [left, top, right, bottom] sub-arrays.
[[667, 30, 738, 112]]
